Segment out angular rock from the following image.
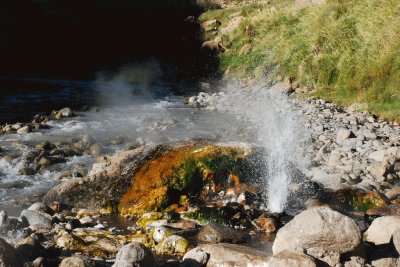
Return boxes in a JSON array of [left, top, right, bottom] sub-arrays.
[[20, 209, 52, 227], [336, 128, 352, 144], [0, 238, 23, 267], [197, 223, 246, 244], [199, 243, 271, 267], [183, 247, 210, 267], [368, 147, 399, 162], [113, 242, 156, 267], [272, 207, 361, 264], [364, 216, 400, 245], [28, 202, 53, 215], [267, 250, 316, 267]]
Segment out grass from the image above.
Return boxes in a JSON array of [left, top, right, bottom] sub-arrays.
[[200, 0, 400, 121]]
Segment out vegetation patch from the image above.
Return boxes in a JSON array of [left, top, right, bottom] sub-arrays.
[[118, 145, 254, 216], [200, 0, 400, 121]]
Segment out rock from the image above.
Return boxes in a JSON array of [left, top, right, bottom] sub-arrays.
[[221, 16, 245, 35], [155, 235, 189, 255], [239, 43, 252, 56], [199, 243, 271, 267], [0, 210, 9, 230], [272, 207, 361, 266], [197, 223, 246, 244], [0, 238, 23, 267], [371, 258, 400, 267], [15, 235, 45, 261], [82, 134, 94, 148], [202, 19, 220, 31], [311, 169, 342, 189], [153, 226, 172, 243], [183, 247, 210, 267], [28, 202, 53, 215], [20, 209, 52, 227], [59, 107, 73, 117], [368, 154, 397, 182], [89, 144, 103, 157], [201, 40, 222, 53], [392, 230, 400, 255], [364, 216, 400, 245], [267, 250, 316, 267], [336, 128, 353, 144], [17, 125, 31, 134], [253, 216, 277, 233], [59, 255, 93, 267], [271, 81, 292, 95], [112, 242, 156, 267], [368, 147, 399, 162]]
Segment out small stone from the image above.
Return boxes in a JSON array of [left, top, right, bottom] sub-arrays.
[[239, 43, 252, 56], [28, 202, 53, 215], [59, 255, 93, 267], [89, 144, 103, 157], [364, 216, 400, 245], [153, 226, 172, 244], [336, 128, 352, 144], [59, 107, 74, 117], [20, 209, 52, 227], [17, 125, 31, 134], [183, 247, 210, 267], [113, 242, 156, 267], [155, 235, 189, 255], [197, 223, 246, 244], [253, 216, 277, 233]]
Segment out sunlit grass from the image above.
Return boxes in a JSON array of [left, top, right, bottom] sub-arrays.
[[201, 0, 400, 121]]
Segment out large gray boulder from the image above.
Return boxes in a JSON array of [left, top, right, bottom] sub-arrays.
[[183, 247, 209, 267], [273, 207, 361, 265], [0, 238, 23, 267], [199, 243, 271, 267], [364, 216, 400, 245], [112, 242, 156, 267]]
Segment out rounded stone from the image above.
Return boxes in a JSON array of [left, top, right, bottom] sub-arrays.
[[112, 242, 156, 267], [272, 207, 361, 255]]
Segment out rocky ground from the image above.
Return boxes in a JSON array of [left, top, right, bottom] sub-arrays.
[[1, 82, 400, 267]]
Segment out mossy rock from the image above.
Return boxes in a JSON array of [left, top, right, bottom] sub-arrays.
[[136, 212, 164, 229], [118, 145, 255, 216], [155, 235, 189, 255]]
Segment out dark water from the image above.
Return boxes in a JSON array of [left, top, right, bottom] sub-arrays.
[[0, 78, 95, 124]]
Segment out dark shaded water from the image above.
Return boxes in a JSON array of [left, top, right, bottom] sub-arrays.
[[0, 78, 95, 124]]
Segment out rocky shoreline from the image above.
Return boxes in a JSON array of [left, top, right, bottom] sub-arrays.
[[1, 83, 400, 267]]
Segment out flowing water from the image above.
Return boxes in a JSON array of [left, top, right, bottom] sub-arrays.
[[0, 78, 310, 217]]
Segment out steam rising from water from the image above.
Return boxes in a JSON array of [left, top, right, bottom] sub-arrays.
[[214, 84, 309, 212]]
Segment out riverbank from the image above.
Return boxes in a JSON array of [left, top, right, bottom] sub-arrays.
[[1, 81, 400, 266], [199, 0, 400, 121]]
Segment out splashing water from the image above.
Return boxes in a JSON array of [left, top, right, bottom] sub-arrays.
[[213, 83, 309, 212]]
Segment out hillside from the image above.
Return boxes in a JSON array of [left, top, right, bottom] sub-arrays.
[[199, 0, 400, 121]]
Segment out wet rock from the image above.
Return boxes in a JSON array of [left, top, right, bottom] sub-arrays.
[[20, 209, 52, 227], [267, 250, 316, 267], [364, 216, 400, 245], [89, 144, 103, 157], [59, 107, 74, 118], [197, 223, 246, 244], [19, 167, 36, 175], [253, 215, 277, 233], [59, 255, 93, 267], [28, 202, 53, 215], [273, 207, 361, 266], [112, 242, 156, 267], [155, 235, 189, 255], [183, 247, 210, 267], [0, 210, 10, 230], [0, 238, 23, 267], [17, 125, 31, 134], [199, 243, 271, 267]]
